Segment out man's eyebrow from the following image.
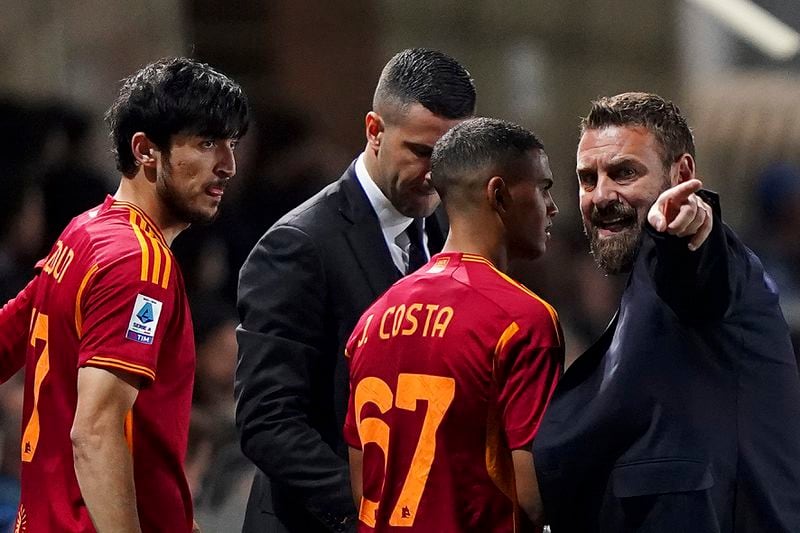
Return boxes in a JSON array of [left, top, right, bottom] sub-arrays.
[[607, 156, 644, 168], [576, 156, 643, 172]]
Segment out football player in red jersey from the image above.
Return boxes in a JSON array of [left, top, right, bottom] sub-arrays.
[[0, 57, 248, 532], [344, 117, 561, 532]]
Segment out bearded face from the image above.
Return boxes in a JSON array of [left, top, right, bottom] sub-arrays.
[[154, 134, 238, 227], [583, 199, 649, 274], [576, 126, 672, 275]]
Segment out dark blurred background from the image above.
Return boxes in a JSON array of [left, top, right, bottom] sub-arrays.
[[1, 1, 798, 530]]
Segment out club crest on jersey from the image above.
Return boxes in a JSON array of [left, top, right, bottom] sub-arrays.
[[126, 294, 163, 344]]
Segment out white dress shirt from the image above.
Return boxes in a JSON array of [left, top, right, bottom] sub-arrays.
[[354, 153, 428, 273]]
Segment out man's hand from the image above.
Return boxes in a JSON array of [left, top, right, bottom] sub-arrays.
[[647, 178, 713, 251]]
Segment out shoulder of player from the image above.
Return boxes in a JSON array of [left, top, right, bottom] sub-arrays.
[[460, 258, 558, 322], [76, 209, 178, 289], [89, 214, 170, 258]]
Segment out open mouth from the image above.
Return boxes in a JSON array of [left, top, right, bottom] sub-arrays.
[[594, 217, 634, 232], [589, 201, 637, 235], [205, 183, 226, 198]]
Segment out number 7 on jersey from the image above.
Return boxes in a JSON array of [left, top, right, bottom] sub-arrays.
[[354, 373, 456, 527]]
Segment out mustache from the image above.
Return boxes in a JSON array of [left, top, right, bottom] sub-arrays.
[[209, 177, 231, 189], [589, 201, 637, 226]]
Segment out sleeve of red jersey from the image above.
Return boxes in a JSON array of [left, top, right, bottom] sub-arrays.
[[495, 310, 563, 450], [0, 277, 39, 383], [77, 253, 179, 384]]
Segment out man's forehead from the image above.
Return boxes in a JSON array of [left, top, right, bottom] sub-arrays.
[[576, 126, 658, 166], [393, 105, 464, 140]]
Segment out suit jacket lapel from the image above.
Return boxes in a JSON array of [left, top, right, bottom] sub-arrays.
[[338, 164, 401, 296], [558, 310, 618, 387]]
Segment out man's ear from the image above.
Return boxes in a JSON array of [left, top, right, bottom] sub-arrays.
[[131, 132, 159, 169], [487, 176, 509, 214], [670, 153, 696, 186], [365, 111, 385, 153]]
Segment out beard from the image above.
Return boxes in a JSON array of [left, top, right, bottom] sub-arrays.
[[583, 201, 642, 275], [157, 158, 219, 226]]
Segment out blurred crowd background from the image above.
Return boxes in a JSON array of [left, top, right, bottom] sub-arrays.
[[0, 1, 798, 530]]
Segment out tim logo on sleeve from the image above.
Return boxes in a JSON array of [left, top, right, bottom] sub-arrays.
[[126, 294, 163, 344]]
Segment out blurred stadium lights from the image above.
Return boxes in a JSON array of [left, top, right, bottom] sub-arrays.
[[687, 0, 800, 60]]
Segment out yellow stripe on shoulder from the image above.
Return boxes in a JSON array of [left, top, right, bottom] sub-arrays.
[[126, 209, 172, 288], [115, 201, 167, 246], [481, 261, 562, 346], [128, 211, 150, 283], [494, 321, 520, 363], [159, 242, 172, 289], [462, 253, 495, 268], [139, 217, 162, 285], [74, 263, 100, 338]]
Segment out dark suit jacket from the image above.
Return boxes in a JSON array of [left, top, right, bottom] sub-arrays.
[[534, 193, 800, 532], [235, 162, 445, 533]]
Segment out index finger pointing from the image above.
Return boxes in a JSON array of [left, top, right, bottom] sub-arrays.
[[660, 179, 702, 223], [663, 178, 703, 205]]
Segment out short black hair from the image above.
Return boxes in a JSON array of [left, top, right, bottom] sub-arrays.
[[581, 92, 695, 169], [373, 48, 476, 122], [106, 57, 250, 176], [431, 117, 544, 203]]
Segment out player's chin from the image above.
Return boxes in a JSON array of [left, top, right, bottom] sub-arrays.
[[532, 242, 547, 260], [188, 205, 220, 226], [513, 241, 546, 262]]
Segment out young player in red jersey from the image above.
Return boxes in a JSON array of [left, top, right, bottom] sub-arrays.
[[0, 57, 248, 532], [344, 117, 562, 532]]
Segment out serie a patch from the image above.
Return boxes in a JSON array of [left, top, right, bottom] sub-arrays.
[[126, 294, 163, 344]]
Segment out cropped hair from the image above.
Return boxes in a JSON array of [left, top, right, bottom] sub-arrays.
[[430, 117, 543, 201], [373, 48, 476, 121], [581, 92, 695, 169], [106, 57, 249, 176]]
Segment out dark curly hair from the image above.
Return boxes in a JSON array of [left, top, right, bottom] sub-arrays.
[[105, 57, 249, 176]]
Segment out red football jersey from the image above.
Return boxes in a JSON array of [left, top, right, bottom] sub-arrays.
[[1, 196, 195, 532], [344, 252, 563, 532]]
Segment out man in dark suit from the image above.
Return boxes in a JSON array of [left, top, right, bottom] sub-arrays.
[[533, 92, 800, 532], [235, 48, 476, 532]]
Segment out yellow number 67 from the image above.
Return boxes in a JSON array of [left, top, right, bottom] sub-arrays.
[[354, 373, 456, 528]]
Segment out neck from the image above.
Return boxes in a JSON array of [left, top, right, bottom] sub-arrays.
[[442, 216, 507, 272], [114, 174, 188, 246]]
